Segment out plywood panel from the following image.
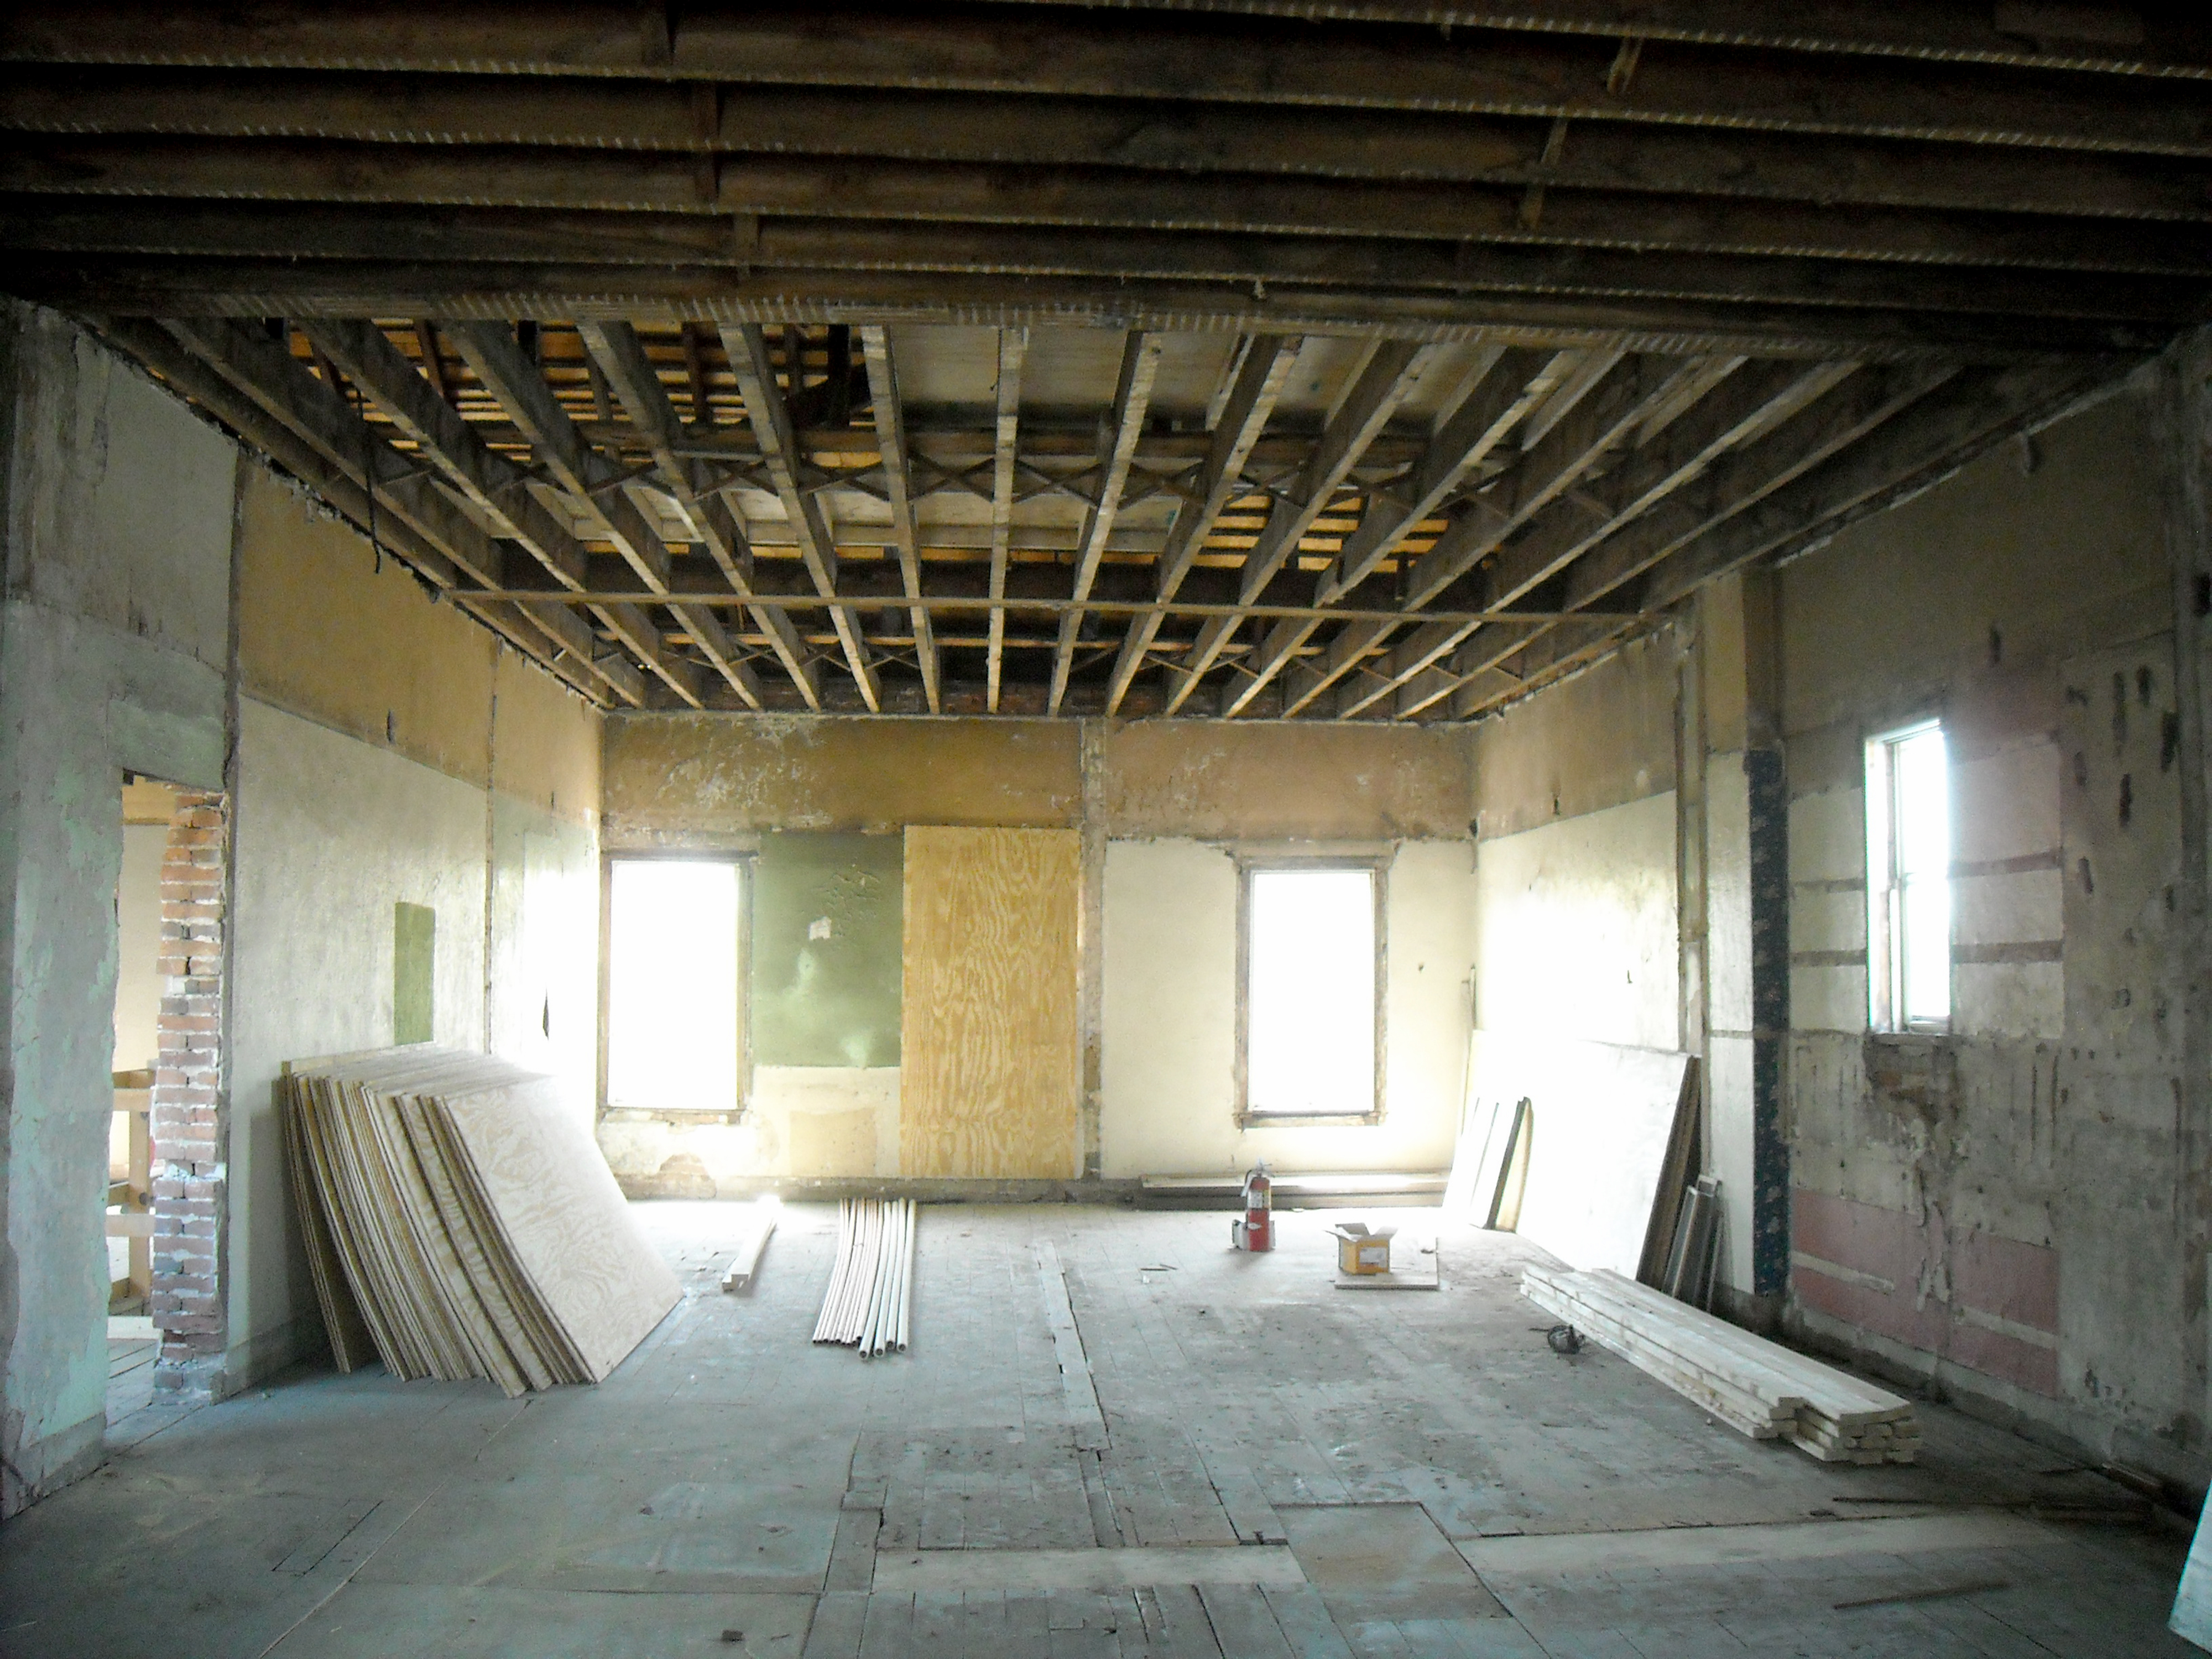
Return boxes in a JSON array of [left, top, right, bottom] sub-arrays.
[[900, 826, 1081, 1178]]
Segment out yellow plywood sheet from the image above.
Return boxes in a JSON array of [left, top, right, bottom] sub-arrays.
[[900, 826, 1081, 1178]]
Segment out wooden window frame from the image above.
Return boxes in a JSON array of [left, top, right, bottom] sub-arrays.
[[1234, 853, 1389, 1129], [1865, 718, 1951, 1036], [596, 849, 755, 1125]]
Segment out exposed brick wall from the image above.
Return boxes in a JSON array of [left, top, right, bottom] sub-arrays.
[[150, 790, 228, 1387]]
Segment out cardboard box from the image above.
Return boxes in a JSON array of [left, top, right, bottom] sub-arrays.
[[1331, 1223, 1395, 1275]]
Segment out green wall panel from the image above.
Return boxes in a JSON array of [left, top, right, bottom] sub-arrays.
[[751, 832, 902, 1068]]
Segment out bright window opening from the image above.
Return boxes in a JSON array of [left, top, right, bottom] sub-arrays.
[[606, 858, 743, 1114], [1243, 865, 1380, 1119], [1866, 723, 1950, 1032]]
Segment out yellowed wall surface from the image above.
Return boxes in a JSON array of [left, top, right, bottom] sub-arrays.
[[1102, 721, 1472, 841], [1472, 629, 1679, 839], [237, 467, 496, 787], [603, 716, 1082, 844], [491, 649, 600, 825]]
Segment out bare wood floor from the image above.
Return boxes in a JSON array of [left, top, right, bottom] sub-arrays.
[[1, 1205, 2193, 1658]]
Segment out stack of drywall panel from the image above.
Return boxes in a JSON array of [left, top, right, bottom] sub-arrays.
[[283, 1046, 680, 1396], [1523, 1266, 1919, 1464]]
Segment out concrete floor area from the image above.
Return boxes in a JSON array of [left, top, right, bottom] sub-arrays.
[[1, 1203, 2196, 1658]]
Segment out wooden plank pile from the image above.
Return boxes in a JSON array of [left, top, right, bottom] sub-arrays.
[[814, 1197, 917, 1358], [1524, 1266, 1919, 1464], [282, 1046, 680, 1396]]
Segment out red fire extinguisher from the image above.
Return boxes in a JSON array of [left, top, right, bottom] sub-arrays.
[[1231, 1161, 1273, 1253]]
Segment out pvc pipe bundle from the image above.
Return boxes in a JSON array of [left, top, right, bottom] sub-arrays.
[[812, 1198, 917, 1357]]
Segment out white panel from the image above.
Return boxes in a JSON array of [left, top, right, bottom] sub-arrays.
[[1474, 792, 1678, 1050], [1099, 838, 1474, 1179], [1952, 740, 2062, 868], [1791, 965, 1869, 1035]]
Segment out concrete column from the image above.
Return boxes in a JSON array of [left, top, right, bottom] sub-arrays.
[[2159, 326, 2212, 1428], [1694, 571, 1792, 1326]]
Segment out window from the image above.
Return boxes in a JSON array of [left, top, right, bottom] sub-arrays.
[[1866, 722, 1950, 1032], [1240, 863, 1384, 1121], [604, 858, 745, 1115]]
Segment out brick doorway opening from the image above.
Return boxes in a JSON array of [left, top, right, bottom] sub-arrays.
[[116, 778, 231, 1405]]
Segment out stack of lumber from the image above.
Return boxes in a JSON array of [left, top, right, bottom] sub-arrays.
[[1523, 1266, 1919, 1464], [814, 1198, 917, 1358], [283, 1046, 680, 1396]]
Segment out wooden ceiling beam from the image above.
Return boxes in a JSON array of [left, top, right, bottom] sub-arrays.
[[12, 78, 2212, 227], [444, 318, 717, 708], [721, 322, 881, 709], [968, 1, 2212, 81], [985, 327, 1029, 714], [146, 316, 637, 705], [575, 319, 820, 710], [857, 325, 941, 713], [1105, 334, 1301, 716], [299, 316, 672, 708], [89, 315, 618, 706], [1050, 331, 1164, 716], [1195, 340, 1455, 716], [11, 186, 2211, 307], [1449, 358, 2114, 723], [1403, 352, 1714, 611], [10, 8, 2212, 156], [11, 257, 2168, 359]]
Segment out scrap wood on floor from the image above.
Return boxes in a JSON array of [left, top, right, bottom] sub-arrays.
[[1523, 1265, 1921, 1464], [281, 1045, 680, 1395]]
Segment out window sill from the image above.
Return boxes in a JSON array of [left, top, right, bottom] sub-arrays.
[[1235, 1110, 1383, 1129], [600, 1105, 748, 1127]]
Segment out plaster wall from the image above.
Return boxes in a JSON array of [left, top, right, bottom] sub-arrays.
[[0, 304, 234, 1515], [226, 699, 491, 1376], [600, 716, 1480, 1186], [1778, 372, 2197, 1475], [227, 471, 604, 1383], [1473, 795, 1679, 1052], [1098, 838, 1475, 1179]]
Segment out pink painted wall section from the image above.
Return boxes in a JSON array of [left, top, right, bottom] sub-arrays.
[[1791, 1188, 2059, 1397]]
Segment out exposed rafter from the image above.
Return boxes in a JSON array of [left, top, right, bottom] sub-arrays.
[[1105, 335, 1301, 717], [573, 319, 819, 709], [722, 322, 880, 710], [857, 324, 940, 714], [986, 327, 1029, 715], [1051, 331, 1162, 717]]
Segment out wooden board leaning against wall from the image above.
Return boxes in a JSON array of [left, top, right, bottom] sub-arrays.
[[900, 826, 1082, 1179]]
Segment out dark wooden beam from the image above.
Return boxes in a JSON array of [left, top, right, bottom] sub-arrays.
[[9, 8, 2211, 155], [857, 324, 941, 713], [140, 316, 633, 704], [300, 316, 669, 709], [986, 326, 1028, 714], [1197, 340, 1452, 716], [722, 322, 881, 708], [971, 1, 2212, 81], [7, 256, 2171, 358], [574, 318, 820, 708], [1050, 331, 1162, 716], [8, 191, 2206, 328], [12, 75, 2212, 227], [1105, 333, 1301, 715]]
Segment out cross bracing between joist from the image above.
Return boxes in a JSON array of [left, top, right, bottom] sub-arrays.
[[18, 2, 2178, 718], [83, 314, 2118, 722]]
